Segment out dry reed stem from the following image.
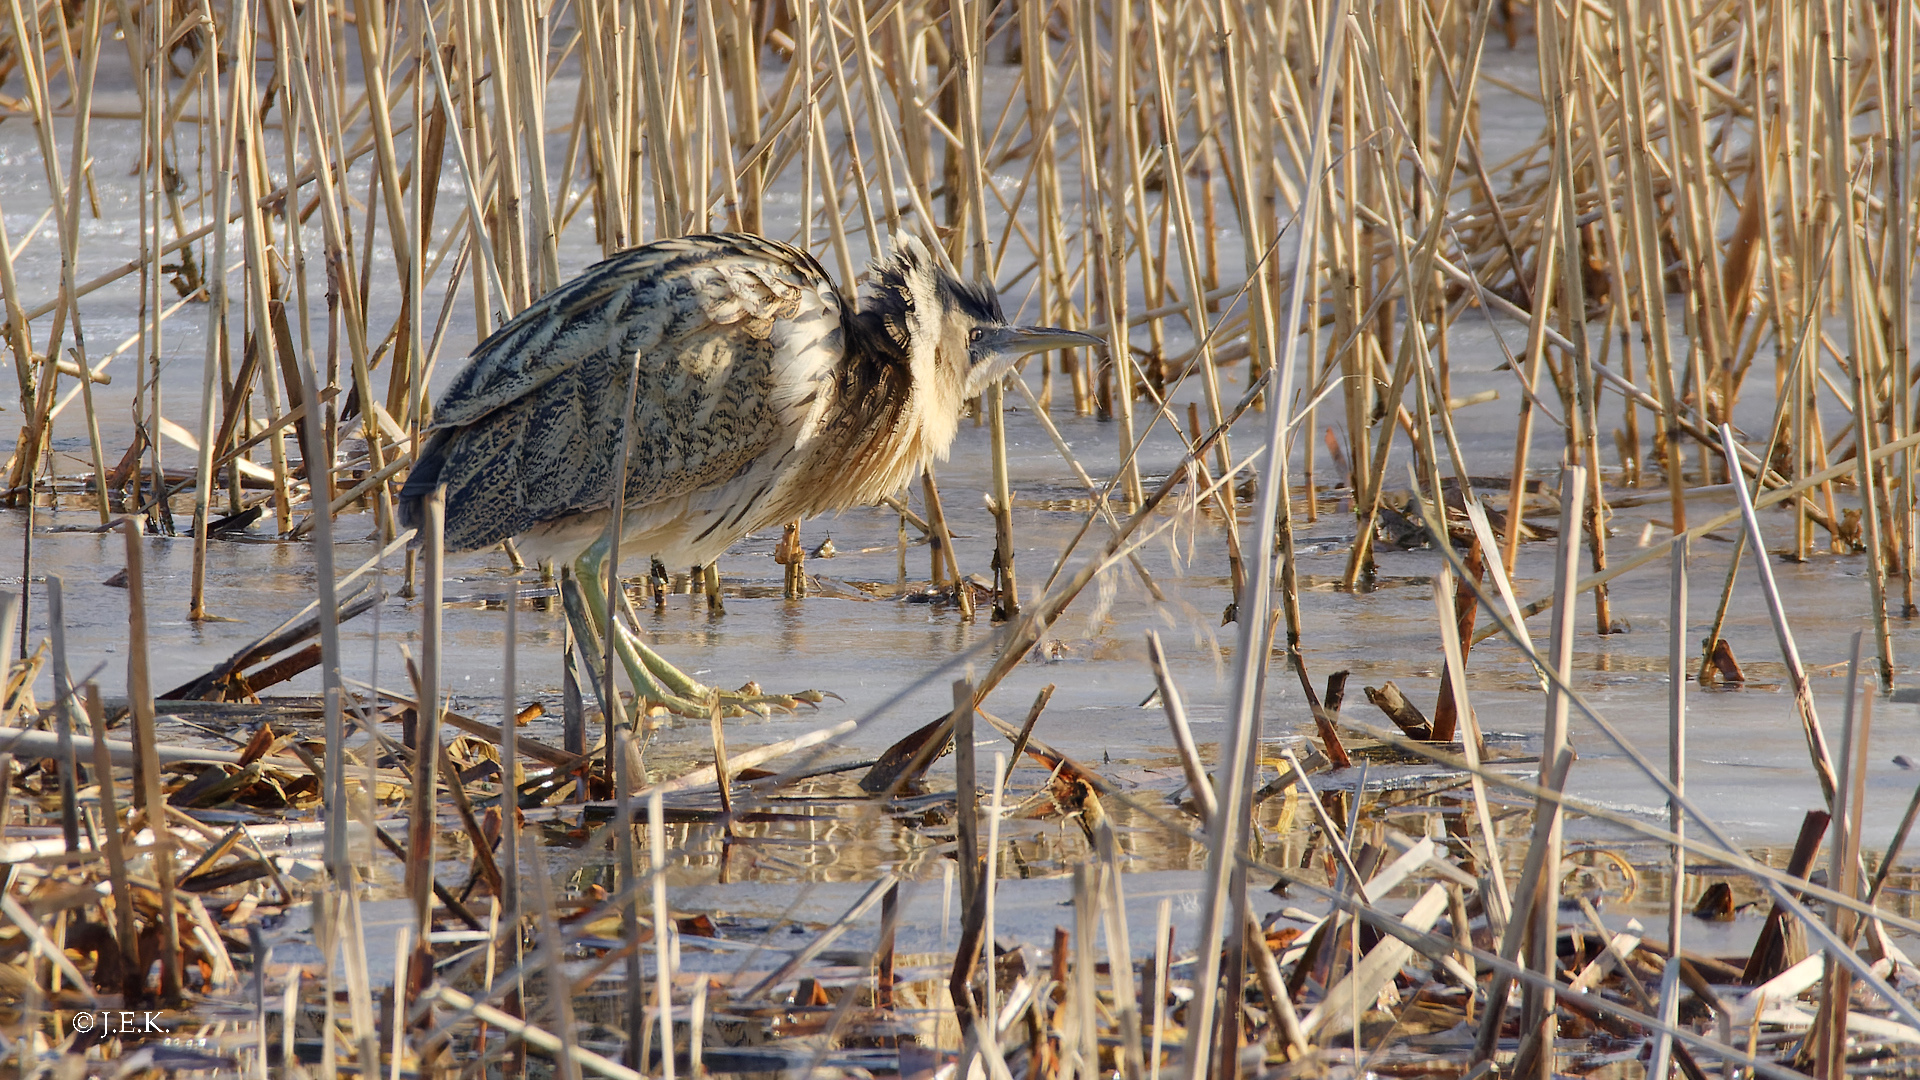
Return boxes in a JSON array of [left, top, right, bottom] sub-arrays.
[[1518, 466, 1584, 1071], [1718, 422, 1840, 804], [119, 518, 182, 1003], [1667, 533, 1688, 977]]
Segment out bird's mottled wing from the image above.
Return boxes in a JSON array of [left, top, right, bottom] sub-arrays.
[[417, 236, 840, 552]]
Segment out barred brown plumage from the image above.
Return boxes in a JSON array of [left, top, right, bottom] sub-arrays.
[[397, 231, 1099, 717]]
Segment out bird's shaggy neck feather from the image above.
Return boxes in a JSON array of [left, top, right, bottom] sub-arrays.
[[810, 243, 971, 511]]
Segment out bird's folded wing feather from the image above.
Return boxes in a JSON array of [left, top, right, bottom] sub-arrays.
[[424, 236, 842, 550]]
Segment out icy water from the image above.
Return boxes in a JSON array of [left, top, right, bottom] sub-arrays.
[[13, 334, 1920, 856], [5, 41, 1920, 906]]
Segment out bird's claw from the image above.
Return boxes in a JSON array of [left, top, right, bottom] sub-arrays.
[[707, 681, 828, 714], [633, 682, 828, 721]]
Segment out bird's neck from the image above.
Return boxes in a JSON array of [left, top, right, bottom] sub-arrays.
[[818, 312, 960, 505]]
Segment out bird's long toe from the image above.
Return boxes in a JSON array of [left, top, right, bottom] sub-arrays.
[[574, 549, 829, 719], [634, 689, 820, 720], [626, 646, 826, 719], [711, 682, 829, 716]]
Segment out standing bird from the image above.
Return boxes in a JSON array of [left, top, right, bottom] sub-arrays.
[[399, 232, 1100, 715]]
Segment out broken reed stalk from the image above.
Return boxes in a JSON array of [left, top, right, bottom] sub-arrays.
[[0, 595, 13, 719], [613, 728, 643, 1071], [984, 750, 1004, 1021], [500, 584, 520, 916], [1069, 863, 1100, 1076], [953, 677, 979, 918], [83, 683, 138, 997], [1094, 823, 1144, 1080], [120, 517, 181, 1004], [45, 576, 81, 852], [601, 334, 643, 729], [648, 789, 675, 1080], [1718, 423, 1840, 805], [1428, 561, 1509, 925], [525, 840, 585, 1080], [408, 488, 446, 994], [188, 0, 232, 617], [1145, 631, 1216, 825], [1148, 898, 1171, 1080], [1816, 633, 1868, 1073], [1668, 535, 1687, 969], [1520, 466, 1585, 1070]]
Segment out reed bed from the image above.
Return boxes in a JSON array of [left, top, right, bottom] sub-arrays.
[[1, 0, 1919, 1075]]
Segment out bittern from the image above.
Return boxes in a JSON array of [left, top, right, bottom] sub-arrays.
[[398, 232, 1100, 716]]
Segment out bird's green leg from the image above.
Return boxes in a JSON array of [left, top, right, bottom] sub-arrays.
[[564, 552, 709, 717], [575, 539, 824, 718], [574, 540, 718, 713]]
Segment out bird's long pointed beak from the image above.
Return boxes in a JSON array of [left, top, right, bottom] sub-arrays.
[[966, 325, 1104, 398], [983, 325, 1106, 357]]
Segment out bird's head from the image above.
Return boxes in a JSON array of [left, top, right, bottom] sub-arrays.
[[865, 235, 1103, 403]]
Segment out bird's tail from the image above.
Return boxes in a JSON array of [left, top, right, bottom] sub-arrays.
[[396, 431, 451, 535]]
